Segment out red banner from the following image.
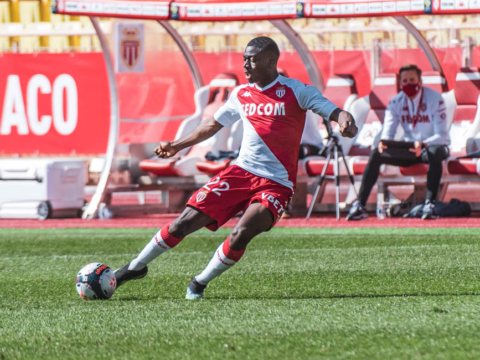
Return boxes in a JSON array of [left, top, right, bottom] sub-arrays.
[[170, 0, 297, 21], [53, 0, 170, 20], [0, 53, 110, 156], [299, 0, 425, 18]]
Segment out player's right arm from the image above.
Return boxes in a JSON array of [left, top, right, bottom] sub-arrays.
[[155, 118, 224, 158], [155, 87, 242, 159]]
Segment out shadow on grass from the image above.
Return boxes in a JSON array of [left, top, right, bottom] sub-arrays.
[[110, 296, 163, 301], [110, 292, 480, 302], [211, 292, 480, 301]]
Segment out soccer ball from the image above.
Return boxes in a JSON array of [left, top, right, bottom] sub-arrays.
[[75, 263, 117, 300]]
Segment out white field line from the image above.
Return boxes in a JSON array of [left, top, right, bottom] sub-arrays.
[[1, 244, 478, 261]]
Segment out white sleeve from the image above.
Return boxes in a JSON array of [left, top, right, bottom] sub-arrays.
[[296, 84, 339, 120], [424, 97, 450, 146], [213, 87, 242, 128], [380, 98, 400, 141]]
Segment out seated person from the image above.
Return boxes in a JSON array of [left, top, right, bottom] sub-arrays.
[[346, 64, 450, 221]]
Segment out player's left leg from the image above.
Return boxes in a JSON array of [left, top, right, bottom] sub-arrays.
[[115, 207, 215, 287], [186, 202, 274, 299]]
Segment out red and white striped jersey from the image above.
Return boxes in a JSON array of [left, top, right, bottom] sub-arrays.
[[214, 75, 338, 190]]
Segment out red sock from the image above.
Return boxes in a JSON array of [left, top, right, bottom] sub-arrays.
[[222, 237, 245, 262], [160, 223, 184, 248]]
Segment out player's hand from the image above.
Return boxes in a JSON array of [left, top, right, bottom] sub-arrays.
[[337, 111, 358, 138], [154, 141, 178, 158], [408, 141, 423, 157], [378, 141, 388, 154]]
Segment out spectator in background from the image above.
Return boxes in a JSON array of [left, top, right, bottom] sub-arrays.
[[346, 64, 450, 221]]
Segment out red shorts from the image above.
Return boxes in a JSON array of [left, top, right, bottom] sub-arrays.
[[187, 165, 293, 231]]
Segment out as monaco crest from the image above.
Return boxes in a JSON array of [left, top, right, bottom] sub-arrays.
[[276, 86, 286, 98], [196, 191, 207, 203], [121, 27, 141, 70], [115, 22, 144, 73]]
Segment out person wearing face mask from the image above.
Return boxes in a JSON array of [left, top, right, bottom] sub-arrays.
[[347, 64, 450, 221]]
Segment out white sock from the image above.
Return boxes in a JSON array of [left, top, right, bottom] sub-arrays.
[[128, 230, 173, 270], [195, 240, 244, 285]]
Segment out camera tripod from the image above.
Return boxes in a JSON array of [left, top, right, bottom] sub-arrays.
[[306, 120, 358, 221]]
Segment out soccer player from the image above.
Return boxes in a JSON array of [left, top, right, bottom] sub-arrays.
[[115, 37, 358, 299]]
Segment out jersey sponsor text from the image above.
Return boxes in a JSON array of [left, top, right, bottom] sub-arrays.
[[401, 114, 430, 128], [241, 102, 285, 116]]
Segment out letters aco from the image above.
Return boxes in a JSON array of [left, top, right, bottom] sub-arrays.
[[1, 74, 78, 136]]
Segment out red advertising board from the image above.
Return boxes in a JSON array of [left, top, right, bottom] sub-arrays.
[[52, 0, 170, 20], [169, 0, 297, 21], [0, 53, 110, 156]]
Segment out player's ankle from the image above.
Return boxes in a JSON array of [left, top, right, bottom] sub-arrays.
[[128, 260, 146, 271]]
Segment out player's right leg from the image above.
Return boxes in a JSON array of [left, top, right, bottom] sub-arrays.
[[115, 207, 215, 287], [186, 202, 275, 299]]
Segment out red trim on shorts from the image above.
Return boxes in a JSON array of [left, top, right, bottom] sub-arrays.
[[160, 223, 184, 248], [222, 237, 245, 262]]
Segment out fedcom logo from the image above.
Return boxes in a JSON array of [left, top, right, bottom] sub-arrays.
[[241, 102, 285, 116], [1, 74, 78, 136]]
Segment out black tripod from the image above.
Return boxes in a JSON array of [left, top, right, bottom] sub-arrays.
[[306, 120, 358, 221]]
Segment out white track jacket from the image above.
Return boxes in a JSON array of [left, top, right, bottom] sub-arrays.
[[381, 87, 450, 146]]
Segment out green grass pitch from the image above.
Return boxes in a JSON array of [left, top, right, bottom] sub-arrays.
[[1, 227, 480, 360]]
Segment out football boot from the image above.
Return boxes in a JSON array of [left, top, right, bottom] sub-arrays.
[[114, 263, 148, 288], [185, 277, 207, 300]]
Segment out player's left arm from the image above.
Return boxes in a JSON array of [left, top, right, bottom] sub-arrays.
[[298, 84, 358, 138]]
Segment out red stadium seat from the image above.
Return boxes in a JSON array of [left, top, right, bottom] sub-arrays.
[[195, 159, 232, 175], [322, 74, 358, 111], [421, 71, 448, 93], [139, 73, 239, 177], [446, 67, 480, 176]]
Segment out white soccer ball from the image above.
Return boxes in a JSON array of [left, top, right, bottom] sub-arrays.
[[75, 262, 117, 300]]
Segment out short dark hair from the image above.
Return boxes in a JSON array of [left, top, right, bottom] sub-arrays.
[[399, 64, 422, 78], [247, 36, 280, 60]]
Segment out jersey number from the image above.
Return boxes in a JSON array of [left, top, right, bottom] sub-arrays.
[[203, 177, 230, 196]]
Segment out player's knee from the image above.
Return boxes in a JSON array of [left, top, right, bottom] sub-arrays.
[[169, 213, 196, 238], [168, 219, 186, 238], [229, 227, 252, 250]]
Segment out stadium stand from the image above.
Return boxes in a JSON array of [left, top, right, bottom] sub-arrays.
[[4, 6, 480, 214]]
